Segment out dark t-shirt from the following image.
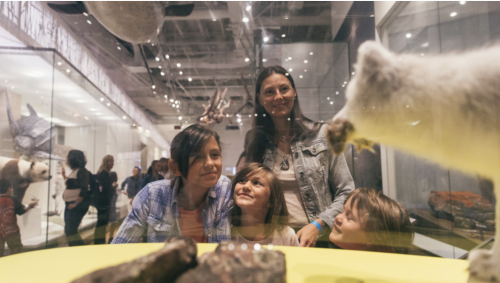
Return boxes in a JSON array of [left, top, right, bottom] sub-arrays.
[[97, 170, 113, 208]]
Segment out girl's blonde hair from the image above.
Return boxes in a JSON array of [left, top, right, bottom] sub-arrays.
[[97, 155, 114, 174], [231, 163, 289, 237], [347, 187, 414, 254]]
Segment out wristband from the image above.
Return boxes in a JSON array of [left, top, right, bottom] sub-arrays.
[[311, 220, 323, 235], [74, 201, 79, 205]]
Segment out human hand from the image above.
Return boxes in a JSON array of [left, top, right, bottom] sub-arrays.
[[61, 167, 67, 179], [296, 223, 321, 247], [68, 203, 77, 210], [129, 198, 134, 205], [122, 191, 128, 195]]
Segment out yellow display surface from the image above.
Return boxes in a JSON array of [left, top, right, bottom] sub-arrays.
[[0, 243, 469, 283]]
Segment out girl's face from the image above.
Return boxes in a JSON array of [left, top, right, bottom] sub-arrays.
[[107, 158, 114, 170], [258, 73, 296, 119], [153, 162, 162, 173], [329, 197, 370, 251], [185, 136, 222, 189], [234, 171, 271, 212]]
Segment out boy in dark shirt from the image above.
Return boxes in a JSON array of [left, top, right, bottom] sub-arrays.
[[0, 180, 37, 257]]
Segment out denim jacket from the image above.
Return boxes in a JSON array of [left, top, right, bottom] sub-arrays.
[[112, 175, 233, 244], [262, 123, 354, 229]]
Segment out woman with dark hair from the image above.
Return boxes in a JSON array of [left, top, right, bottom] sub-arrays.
[[245, 65, 354, 247], [231, 163, 299, 246], [94, 154, 114, 244], [62, 150, 90, 246], [142, 160, 164, 187], [112, 124, 232, 244]]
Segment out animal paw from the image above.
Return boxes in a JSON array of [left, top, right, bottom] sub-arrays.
[[468, 249, 500, 282]]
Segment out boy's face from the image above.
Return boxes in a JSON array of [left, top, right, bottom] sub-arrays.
[[329, 198, 370, 251]]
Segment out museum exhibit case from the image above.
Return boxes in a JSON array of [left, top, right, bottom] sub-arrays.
[[0, 46, 166, 250], [378, 1, 500, 259]]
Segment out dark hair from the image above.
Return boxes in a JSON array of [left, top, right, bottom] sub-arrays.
[[110, 172, 118, 183], [133, 166, 140, 171], [346, 188, 414, 254], [170, 124, 221, 179], [246, 65, 322, 163], [147, 160, 159, 175], [67, 150, 87, 169], [0, 180, 11, 194], [231, 163, 289, 237]]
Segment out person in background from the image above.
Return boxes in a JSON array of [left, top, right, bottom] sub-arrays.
[[94, 155, 114, 245], [112, 124, 232, 244], [142, 160, 164, 187], [245, 65, 354, 247], [329, 188, 414, 254], [231, 163, 299, 246], [121, 166, 143, 211], [107, 171, 119, 244], [0, 180, 38, 256], [158, 157, 173, 179], [62, 149, 91, 246]]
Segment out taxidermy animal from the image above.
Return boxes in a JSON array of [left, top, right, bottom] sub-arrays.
[[4, 88, 57, 160], [0, 156, 51, 202], [326, 41, 500, 282]]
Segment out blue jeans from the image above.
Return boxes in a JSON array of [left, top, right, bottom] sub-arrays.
[[64, 199, 90, 246]]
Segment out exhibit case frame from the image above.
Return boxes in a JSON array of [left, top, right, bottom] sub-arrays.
[[0, 45, 165, 252]]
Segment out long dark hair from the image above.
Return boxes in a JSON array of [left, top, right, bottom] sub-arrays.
[[67, 150, 87, 169], [246, 65, 322, 163], [231, 163, 289, 237]]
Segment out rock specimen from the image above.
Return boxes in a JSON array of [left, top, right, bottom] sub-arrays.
[[72, 237, 197, 283], [428, 191, 495, 230], [176, 242, 287, 283]]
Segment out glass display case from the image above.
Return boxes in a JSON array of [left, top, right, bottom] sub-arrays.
[[0, 46, 163, 250], [379, 1, 500, 258]]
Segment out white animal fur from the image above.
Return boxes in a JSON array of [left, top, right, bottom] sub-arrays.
[[328, 41, 500, 282], [0, 156, 50, 182]]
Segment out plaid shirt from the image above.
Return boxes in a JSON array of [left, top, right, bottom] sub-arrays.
[[112, 175, 233, 244]]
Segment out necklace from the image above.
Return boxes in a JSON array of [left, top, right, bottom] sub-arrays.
[[279, 135, 290, 171]]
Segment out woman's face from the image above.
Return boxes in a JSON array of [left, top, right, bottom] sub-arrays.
[[107, 158, 114, 170], [184, 136, 222, 189], [258, 73, 296, 119], [153, 162, 162, 174], [234, 171, 271, 213], [329, 197, 370, 251]]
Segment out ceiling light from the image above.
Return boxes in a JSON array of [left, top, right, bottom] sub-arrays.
[[107, 103, 110, 106], [299, 75, 303, 78], [172, 104, 175, 107], [133, 124, 136, 127], [421, 53, 425, 56], [170, 99, 174, 102], [117, 46, 121, 50], [175, 100, 179, 104], [122, 116, 126, 120], [246, 6, 251, 11], [164, 95, 168, 98], [288, 68, 292, 72], [282, 34, 286, 37], [310, 52, 313, 55], [406, 33, 412, 38], [450, 12, 457, 17], [460, 1, 466, 4], [242, 17, 249, 23], [352, 72, 355, 75], [336, 91, 339, 95], [66, 69, 71, 73], [284, 16, 289, 20], [288, 57, 292, 60], [179, 71, 183, 75], [262, 58, 267, 62], [176, 105, 179, 108], [178, 116, 182, 120], [57, 62, 62, 66], [344, 81, 347, 84], [304, 69, 307, 72], [285, 73, 289, 76], [370, 15, 374, 17], [87, 20, 91, 25], [83, 12, 88, 16], [177, 63, 181, 67], [237, 118, 242, 123], [212, 18, 216, 21], [285, 59, 288, 62], [327, 97, 330, 100], [100, 98, 104, 102], [245, 58, 250, 62], [188, 77, 192, 81], [263, 37, 269, 42], [165, 54, 169, 59], [304, 60, 308, 63], [161, 72, 165, 76], [330, 101, 333, 105], [152, 85, 156, 89], [155, 57, 160, 61], [153, 91, 156, 94]]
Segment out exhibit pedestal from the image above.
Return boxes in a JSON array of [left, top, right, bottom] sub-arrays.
[[17, 207, 41, 240]]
